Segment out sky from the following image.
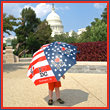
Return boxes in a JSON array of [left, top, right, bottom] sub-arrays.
[[3, 2, 107, 38]]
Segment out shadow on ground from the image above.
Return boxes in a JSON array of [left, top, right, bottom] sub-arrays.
[[3, 63, 30, 73], [44, 89, 89, 107]]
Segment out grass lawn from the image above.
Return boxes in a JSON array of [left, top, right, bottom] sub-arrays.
[[21, 54, 32, 58]]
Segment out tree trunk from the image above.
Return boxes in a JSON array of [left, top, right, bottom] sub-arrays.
[[16, 41, 26, 52], [18, 49, 29, 57], [16, 43, 20, 52]]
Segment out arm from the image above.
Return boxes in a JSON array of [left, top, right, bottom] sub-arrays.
[[62, 75, 65, 79]]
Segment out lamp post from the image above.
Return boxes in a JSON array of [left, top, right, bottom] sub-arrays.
[[5, 38, 12, 46]]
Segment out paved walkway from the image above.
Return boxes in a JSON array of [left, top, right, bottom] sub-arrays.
[[3, 62, 108, 108]]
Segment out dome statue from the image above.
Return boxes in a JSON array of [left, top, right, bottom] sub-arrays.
[[46, 4, 64, 37]]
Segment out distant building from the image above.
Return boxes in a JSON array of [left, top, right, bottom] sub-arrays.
[[69, 30, 74, 37], [77, 28, 86, 35]]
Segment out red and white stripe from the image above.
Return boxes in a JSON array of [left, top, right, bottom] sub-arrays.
[[27, 44, 57, 86], [32, 43, 49, 59]]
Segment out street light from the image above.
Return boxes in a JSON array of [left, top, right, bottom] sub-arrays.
[[5, 38, 12, 46]]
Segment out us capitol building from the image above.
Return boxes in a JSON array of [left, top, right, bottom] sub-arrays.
[[46, 4, 64, 37], [3, 4, 86, 43], [46, 4, 86, 37]]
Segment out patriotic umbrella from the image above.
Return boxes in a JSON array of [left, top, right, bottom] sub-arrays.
[[27, 41, 80, 86]]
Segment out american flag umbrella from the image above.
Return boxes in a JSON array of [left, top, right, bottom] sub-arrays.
[[27, 41, 80, 86]]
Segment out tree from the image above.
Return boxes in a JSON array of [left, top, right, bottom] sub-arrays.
[[53, 31, 79, 43], [26, 19, 52, 55], [14, 7, 41, 57], [14, 7, 52, 57], [15, 7, 41, 43], [79, 26, 91, 43], [79, 5, 107, 43], [90, 6, 107, 42], [3, 13, 20, 35], [101, 6, 107, 24], [54, 33, 68, 42], [26, 33, 40, 52], [3, 43, 6, 50], [90, 18, 107, 42], [33, 19, 53, 47], [68, 30, 79, 43], [12, 38, 18, 49], [20, 7, 41, 38]]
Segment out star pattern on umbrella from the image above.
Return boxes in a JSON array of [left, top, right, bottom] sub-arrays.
[[44, 41, 78, 80]]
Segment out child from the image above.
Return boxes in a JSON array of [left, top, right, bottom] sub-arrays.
[[48, 75, 65, 105]]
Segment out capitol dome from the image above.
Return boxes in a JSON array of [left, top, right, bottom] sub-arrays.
[[47, 10, 60, 21], [46, 4, 64, 37]]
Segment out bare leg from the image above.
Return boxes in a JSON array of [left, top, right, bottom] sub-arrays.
[[55, 87, 60, 99], [49, 90, 53, 99]]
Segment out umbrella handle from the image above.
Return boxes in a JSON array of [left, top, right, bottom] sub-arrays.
[[76, 51, 81, 53]]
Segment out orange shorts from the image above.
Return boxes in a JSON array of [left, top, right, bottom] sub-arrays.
[[48, 81, 61, 91]]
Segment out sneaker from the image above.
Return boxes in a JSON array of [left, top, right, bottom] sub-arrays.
[[48, 99, 53, 105], [57, 98, 65, 104]]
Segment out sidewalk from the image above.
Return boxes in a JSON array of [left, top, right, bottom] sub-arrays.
[[3, 62, 107, 107]]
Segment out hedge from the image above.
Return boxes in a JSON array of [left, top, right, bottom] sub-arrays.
[[69, 41, 107, 61]]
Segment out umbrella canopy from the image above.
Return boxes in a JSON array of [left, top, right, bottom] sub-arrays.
[[27, 41, 80, 86]]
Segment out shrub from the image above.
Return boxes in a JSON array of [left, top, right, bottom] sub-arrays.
[[69, 41, 107, 61]]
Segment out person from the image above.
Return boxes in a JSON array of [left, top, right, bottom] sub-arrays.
[[48, 75, 65, 105]]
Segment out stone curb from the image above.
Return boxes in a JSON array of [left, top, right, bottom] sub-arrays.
[[3, 61, 107, 74], [67, 65, 107, 74]]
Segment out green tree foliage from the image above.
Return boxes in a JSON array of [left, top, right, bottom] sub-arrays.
[[14, 7, 52, 56], [12, 38, 18, 49], [34, 19, 53, 47], [90, 18, 107, 42], [14, 7, 41, 56], [26, 33, 40, 52], [15, 7, 41, 43], [3, 13, 20, 35], [26, 19, 52, 53], [54, 31, 78, 43], [79, 26, 91, 43], [3, 43, 6, 50], [101, 6, 107, 24], [69, 31, 79, 43], [54, 33, 68, 42]]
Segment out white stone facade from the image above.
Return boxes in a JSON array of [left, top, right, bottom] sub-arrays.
[[46, 4, 64, 37], [77, 28, 86, 35], [69, 30, 73, 37]]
